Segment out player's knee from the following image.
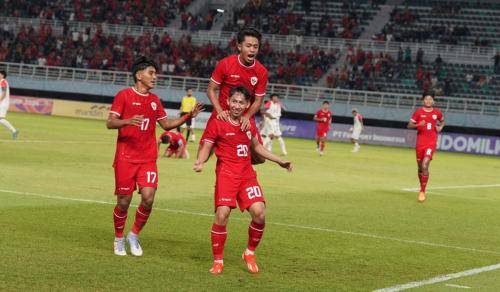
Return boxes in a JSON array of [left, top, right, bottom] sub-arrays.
[[116, 200, 131, 211], [215, 211, 230, 225]]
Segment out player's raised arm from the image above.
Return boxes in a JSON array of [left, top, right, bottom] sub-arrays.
[[158, 103, 204, 131], [193, 141, 214, 172], [251, 137, 292, 171]]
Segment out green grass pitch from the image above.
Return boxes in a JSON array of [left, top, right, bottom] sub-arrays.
[[1, 112, 499, 291]]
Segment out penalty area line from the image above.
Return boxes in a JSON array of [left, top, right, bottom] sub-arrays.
[[374, 263, 500, 291], [1, 188, 500, 256]]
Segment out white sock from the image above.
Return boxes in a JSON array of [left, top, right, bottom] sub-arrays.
[[278, 137, 287, 154], [0, 119, 16, 133], [245, 248, 254, 255], [355, 142, 359, 147], [214, 259, 223, 264], [191, 134, 195, 141]]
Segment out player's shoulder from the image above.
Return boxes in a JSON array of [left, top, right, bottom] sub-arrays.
[[0, 79, 8, 86], [254, 59, 268, 74], [218, 54, 235, 66], [116, 87, 133, 97]]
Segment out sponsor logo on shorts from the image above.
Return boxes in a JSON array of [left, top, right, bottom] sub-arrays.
[[119, 187, 131, 191], [219, 198, 232, 202]]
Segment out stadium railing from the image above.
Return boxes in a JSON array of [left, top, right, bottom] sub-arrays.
[[0, 17, 495, 63], [1, 62, 498, 116]]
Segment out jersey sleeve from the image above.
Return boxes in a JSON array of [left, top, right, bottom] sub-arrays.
[[201, 120, 219, 144], [210, 58, 226, 85], [264, 101, 271, 109], [110, 91, 125, 117], [0, 80, 7, 88], [437, 109, 444, 122], [255, 69, 268, 97], [155, 97, 167, 121], [410, 109, 419, 123]]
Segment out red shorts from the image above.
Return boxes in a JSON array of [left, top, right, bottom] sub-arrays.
[[316, 127, 329, 138], [416, 145, 435, 162], [214, 171, 265, 212], [114, 161, 158, 195]]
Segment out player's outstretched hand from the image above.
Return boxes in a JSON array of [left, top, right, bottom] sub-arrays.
[[278, 160, 293, 172], [190, 103, 205, 118], [193, 160, 204, 172], [217, 110, 230, 121], [129, 115, 144, 126], [240, 116, 251, 131]]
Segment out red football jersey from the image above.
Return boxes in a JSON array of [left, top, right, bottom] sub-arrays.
[[210, 54, 268, 112], [410, 107, 444, 147], [201, 118, 259, 178], [110, 87, 167, 163], [315, 109, 332, 131], [160, 131, 186, 150]]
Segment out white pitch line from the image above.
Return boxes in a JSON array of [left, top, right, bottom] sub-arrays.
[[1, 188, 500, 256], [402, 184, 500, 192], [374, 263, 500, 291], [445, 284, 471, 289], [0, 139, 110, 144]]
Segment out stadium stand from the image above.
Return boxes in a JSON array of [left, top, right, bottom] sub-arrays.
[[0, 0, 191, 27], [222, 0, 384, 38]]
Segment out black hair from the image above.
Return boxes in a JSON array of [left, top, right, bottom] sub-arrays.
[[131, 56, 158, 82], [229, 86, 251, 101], [0, 70, 6, 78], [270, 93, 279, 99], [186, 87, 192, 91], [322, 100, 330, 105], [422, 92, 435, 99], [161, 134, 171, 144], [237, 27, 262, 44]]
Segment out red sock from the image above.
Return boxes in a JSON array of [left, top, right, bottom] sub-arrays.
[[131, 204, 152, 235], [247, 221, 265, 252], [211, 224, 227, 261], [113, 205, 128, 238], [420, 175, 429, 192], [320, 141, 325, 151], [418, 172, 423, 184]]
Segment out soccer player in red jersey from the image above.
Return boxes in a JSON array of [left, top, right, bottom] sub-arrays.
[[314, 101, 333, 156], [157, 130, 189, 159], [408, 93, 445, 202], [206, 27, 269, 163], [107, 56, 203, 256], [194, 86, 292, 275]]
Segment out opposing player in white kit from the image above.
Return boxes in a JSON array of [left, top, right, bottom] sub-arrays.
[[261, 94, 287, 156], [0, 70, 18, 139], [350, 108, 363, 152]]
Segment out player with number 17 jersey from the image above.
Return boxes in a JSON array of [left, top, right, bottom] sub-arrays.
[[110, 87, 167, 165]]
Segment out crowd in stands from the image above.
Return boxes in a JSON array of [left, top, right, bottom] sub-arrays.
[[325, 45, 497, 98], [1, 0, 191, 27], [222, 0, 377, 38], [0, 23, 338, 86], [377, 4, 497, 46]]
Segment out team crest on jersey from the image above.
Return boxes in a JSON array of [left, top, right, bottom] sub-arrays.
[[250, 76, 258, 86], [432, 114, 437, 120], [246, 131, 252, 140], [151, 102, 157, 110]]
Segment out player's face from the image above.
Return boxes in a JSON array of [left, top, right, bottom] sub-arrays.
[[136, 66, 157, 90], [271, 95, 279, 103], [238, 36, 260, 65], [352, 111, 357, 116], [422, 96, 434, 108], [227, 93, 249, 119], [322, 103, 330, 110], [187, 89, 192, 96]]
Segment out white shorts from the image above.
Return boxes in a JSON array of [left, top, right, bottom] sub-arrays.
[[268, 119, 282, 136], [351, 128, 362, 140], [260, 118, 272, 136], [0, 105, 8, 118]]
